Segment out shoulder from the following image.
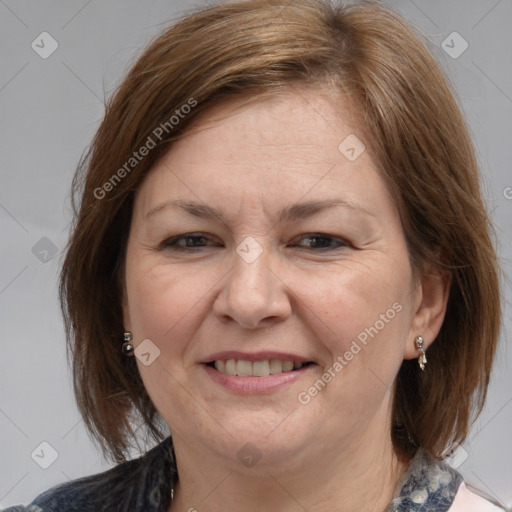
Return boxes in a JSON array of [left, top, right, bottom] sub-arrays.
[[1, 438, 175, 512], [449, 482, 507, 511]]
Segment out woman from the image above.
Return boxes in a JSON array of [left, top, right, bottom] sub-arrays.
[[3, 0, 504, 511]]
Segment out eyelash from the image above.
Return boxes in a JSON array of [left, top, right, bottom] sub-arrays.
[[159, 233, 351, 252]]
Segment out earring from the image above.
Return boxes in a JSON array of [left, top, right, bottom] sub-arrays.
[[122, 332, 135, 356], [415, 335, 427, 370]]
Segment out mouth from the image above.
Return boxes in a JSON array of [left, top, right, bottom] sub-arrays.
[[200, 351, 317, 393], [205, 359, 315, 377]]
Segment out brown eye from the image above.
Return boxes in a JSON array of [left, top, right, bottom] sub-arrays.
[[160, 233, 220, 251], [291, 233, 350, 251]]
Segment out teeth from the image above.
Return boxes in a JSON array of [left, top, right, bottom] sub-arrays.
[[282, 360, 294, 372], [269, 359, 283, 374], [225, 359, 237, 375], [253, 360, 270, 377], [213, 359, 306, 377], [236, 360, 252, 376], [214, 360, 226, 373]]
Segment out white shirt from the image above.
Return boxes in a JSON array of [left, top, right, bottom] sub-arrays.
[[450, 483, 505, 511]]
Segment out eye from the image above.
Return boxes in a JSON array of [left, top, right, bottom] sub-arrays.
[[290, 233, 351, 251], [159, 233, 221, 251], [159, 232, 351, 253]]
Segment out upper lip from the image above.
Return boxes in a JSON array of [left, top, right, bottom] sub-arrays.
[[200, 351, 314, 364]]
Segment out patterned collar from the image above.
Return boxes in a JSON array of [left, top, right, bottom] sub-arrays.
[[386, 449, 463, 511]]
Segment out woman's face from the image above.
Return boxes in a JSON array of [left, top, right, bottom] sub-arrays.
[[123, 88, 429, 470]]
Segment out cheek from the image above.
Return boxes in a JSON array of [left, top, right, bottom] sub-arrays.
[[126, 261, 211, 412], [295, 257, 413, 371], [126, 259, 205, 341], [292, 262, 413, 429]]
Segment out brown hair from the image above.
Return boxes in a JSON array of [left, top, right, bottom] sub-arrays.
[[59, 0, 501, 463]]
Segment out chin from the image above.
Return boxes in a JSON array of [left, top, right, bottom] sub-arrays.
[[200, 410, 313, 468]]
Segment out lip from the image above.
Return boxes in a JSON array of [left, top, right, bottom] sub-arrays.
[[200, 350, 313, 364], [202, 362, 314, 394]]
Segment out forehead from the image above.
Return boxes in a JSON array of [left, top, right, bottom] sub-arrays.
[[133, 87, 393, 223], [180, 87, 365, 158]]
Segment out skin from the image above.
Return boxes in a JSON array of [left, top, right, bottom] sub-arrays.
[[122, 87, 450, 512]]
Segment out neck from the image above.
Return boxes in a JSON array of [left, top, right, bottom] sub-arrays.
[[169, 428, 407, 512]]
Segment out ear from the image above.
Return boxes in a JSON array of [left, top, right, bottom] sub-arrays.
[[403, 264, 451, 359]]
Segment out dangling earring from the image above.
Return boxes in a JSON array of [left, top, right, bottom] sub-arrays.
[[415, 335, 427, 370], [122, 332, 135, 356]]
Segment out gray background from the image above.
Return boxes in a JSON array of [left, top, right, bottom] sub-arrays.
[[0, 0, 511, 508]]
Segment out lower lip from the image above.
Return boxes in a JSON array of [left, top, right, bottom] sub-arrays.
[[202, 363, 314, 394]]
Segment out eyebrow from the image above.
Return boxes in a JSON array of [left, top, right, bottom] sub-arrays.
[[145, 198, 373, 224]]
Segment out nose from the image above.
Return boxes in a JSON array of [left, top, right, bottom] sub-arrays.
[[212, 242, 292, 329]]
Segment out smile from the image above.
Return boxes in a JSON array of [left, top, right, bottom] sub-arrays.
[[202, 356, 316, 394], [207, 359, 313, 377]]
